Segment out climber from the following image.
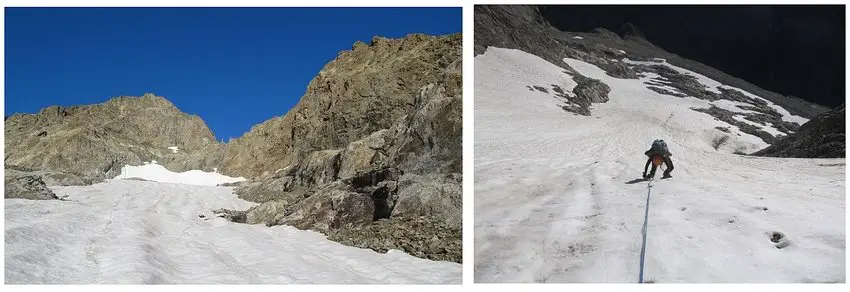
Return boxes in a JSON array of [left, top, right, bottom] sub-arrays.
[[643, 139, 674, 179]]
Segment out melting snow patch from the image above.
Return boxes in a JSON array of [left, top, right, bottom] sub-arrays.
[[573, 36, 584, 40], [114, 163, 245, 186], [167, 146, 179, 153], [617, 49, 626, 54]]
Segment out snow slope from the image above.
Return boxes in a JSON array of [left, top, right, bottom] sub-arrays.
[[6, 168, 461, 284], [474, 47, 845, 283], [114, 162, 245, 186]]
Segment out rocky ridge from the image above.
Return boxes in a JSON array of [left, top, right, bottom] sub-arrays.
[[753, 103, 845, 158], [218, 34, 461, 178], [5, 93, 224, 181]]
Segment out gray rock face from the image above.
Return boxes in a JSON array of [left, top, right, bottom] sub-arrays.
[[4, 169, 58, 200], [278, 187, 376, 232], [293, 150, 341, 188], [392, 173, 462, 229], [233, 174, 299, 203], [4, 164, 96, 186], [219, 33, 462, 178], [474, 5, 568, 67], [562, 75, 612, 116], [691, 105, 779, 144], [327, 216, 462, 263], [386, 83, 462, 175], [4, 93, 223, 180], [218, 34, 463, 263], [338, 130, 389, 179], [245, 200, 290, 225], [753, 104, 845, 158]]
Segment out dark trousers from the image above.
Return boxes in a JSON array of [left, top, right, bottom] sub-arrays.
[[645, 156, 674, 177]]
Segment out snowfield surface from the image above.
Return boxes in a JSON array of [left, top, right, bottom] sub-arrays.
[[474, 47, 845, 283], [6, 168, 461, 284], [114, 162, 245, 186]]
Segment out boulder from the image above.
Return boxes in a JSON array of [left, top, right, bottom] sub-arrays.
[[5, 169, 59, 200]]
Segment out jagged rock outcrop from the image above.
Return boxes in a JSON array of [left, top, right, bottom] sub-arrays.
[[619, 22, 645, 39], [279, 185, 376, 232], [562, 75, 612, 116], [391, 173, 462, 228], [4, 93, 224, 180], [227, 81, 463, 262], [474, 5, 568, 67], [753, 104, 845, 158], [5, 169, 59, 200], [327, 216, 462, 263], [4, 164, 97, 186], [215, 33, 463, 263], [219, 33, 461, 178]]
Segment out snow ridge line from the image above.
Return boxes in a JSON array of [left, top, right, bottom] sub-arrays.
[[638, 179, 653, 283]]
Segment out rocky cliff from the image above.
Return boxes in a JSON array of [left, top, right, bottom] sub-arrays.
[[217, 33, 463, 263], [5, 93, 224, 181], [753, 103, 845, 158], [219, 34, 462, 178]]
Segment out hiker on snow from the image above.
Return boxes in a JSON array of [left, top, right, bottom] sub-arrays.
[[643, 139, 674, 179]]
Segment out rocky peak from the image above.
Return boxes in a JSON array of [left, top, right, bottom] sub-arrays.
[[219, 33, 461, 178], [5, 93, 223, 179], [591, 27, 622, 40], [619, 22, 646, 39]]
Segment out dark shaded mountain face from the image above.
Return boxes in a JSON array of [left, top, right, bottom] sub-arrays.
[[473, 5, 568, 67], [753, 104, 845, 158], [539, 5, 845, 109]]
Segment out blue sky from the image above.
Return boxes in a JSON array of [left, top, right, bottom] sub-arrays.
[[5, 7, 462, 141]]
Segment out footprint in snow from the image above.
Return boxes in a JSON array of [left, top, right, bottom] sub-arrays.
[[750, 206, 768, 212], [769, 231, 791, 249]]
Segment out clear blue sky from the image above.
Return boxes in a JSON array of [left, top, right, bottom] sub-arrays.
[[5, 7, 461, 141]]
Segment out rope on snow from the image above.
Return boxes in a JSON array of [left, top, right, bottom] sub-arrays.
[[639, 178, 653, 283]]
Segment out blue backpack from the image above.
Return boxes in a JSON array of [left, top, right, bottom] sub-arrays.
[[650, 139, 670, 156]]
